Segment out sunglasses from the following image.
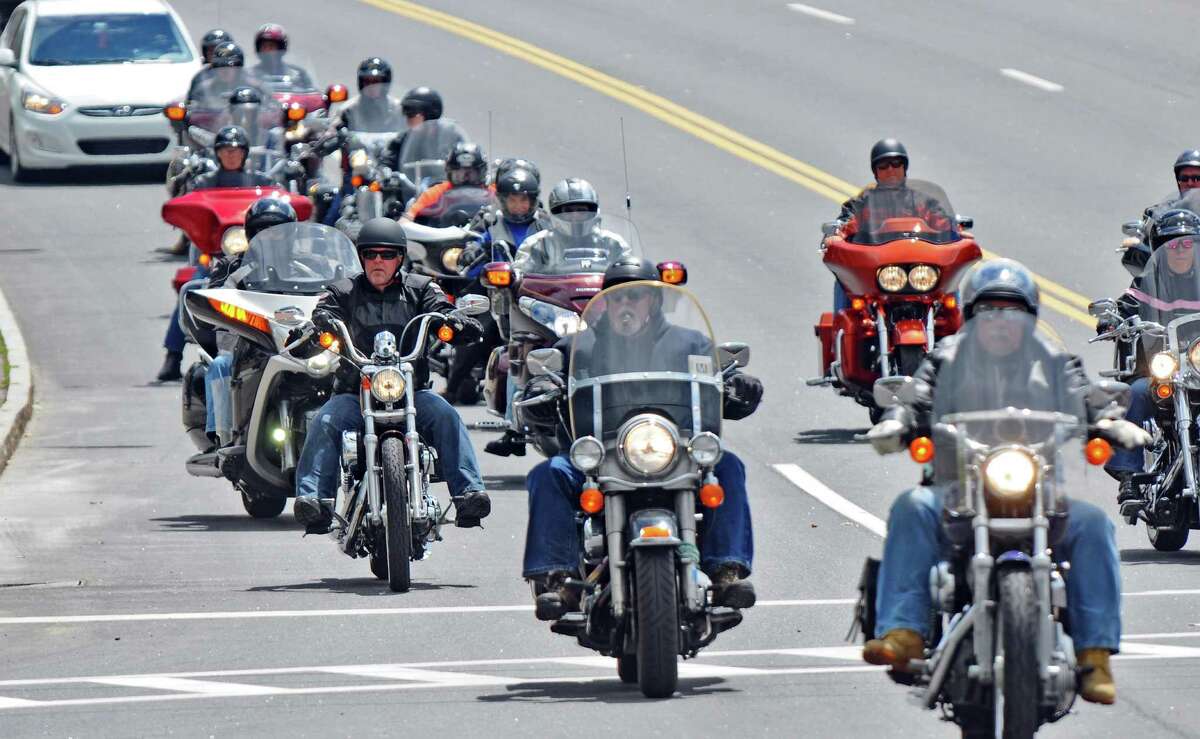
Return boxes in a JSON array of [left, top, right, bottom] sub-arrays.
[[875, 158, 906, 171], [1166, 238, 1195, 250], [610, 287, 653, 303], [1179, 175, 1200, 184], [361, 248, 400, 261]]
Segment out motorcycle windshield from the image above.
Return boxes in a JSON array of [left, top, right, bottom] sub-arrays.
[[250, 52, 318, 93], [512, 212, 640, 276], [1127, 235, 1200, 342], [396, 118, 468, 185], [418, 186, 491, 227], [851, 179, 958, 245], [568, 282, 721, 441], [239, 222, 362, 294]]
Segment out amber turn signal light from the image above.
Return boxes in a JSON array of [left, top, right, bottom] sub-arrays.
[[437, 325, 455, 342], [164, 103, 187, 122], [909, 436, 935, 463], [850, 297, 867, 311], [326, 84, 348, 103], [351, 175, 364, 188], [318, 331, 337, 349], [484, 262, 513, 287], [1155, 383, 1174, 399], [657, 261, 687, 285], [639, 524, 671, 538], [1085, 437, 1113, 466], [943, 295, 958, 310], [580, 488, 604, 514], [699, 482, 725, 508], [286, 102, 306, 122], [198, 253, 211, 267]]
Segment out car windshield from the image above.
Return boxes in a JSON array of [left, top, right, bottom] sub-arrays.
[[29, 13, 191, 66]]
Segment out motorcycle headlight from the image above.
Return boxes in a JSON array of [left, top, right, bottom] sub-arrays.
[[1150, 351, 1178, 382], [349, 149, 368, 170], [21, 89, 66, 115], [877, 265, 907, 292], [688, 432, 723, 466], [221, 226, 249, 257], [907, 265, 940, 292], [441, 247, 463, 272], [982, 449, 1037, 517], [1188, 340, 1200, 373], [569, 436, 605, 473], [370, 367, 406, 403], [619, 416, 678, 476], [518, 296, 585, 337]]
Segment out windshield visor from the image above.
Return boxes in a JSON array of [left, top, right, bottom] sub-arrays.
[[512, 212, 639, 276], [851, 179, 958, 245], [239, 222, 362, 293], [396, 119, 467, 185]]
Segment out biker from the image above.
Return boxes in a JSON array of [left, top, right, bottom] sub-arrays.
[[1140, 150, 1200, 224], [402, 141, 488, 222], [523, 257, 764, 619], [337, 57, 405, 133], [248, 24, 314, 89], [200, 28, 233, 65], [187, 42, 256, 106], [293, 218, 492, 532], [191, 126, 275, 190], [862, 259, 1148, 706], [381, 87, 468, 171]]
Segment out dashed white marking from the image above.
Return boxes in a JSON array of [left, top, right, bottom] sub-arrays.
[[786, 3, 855, 25], [89, 676, 279, 696], [1000, 68, 1064, 93], [0, 697, 40, 708], [1114, 642, 1200, 659], [1125, 588, 1200, 598], [1124, 630, 1200, 640], [772, 463, 887, 537], [320, 665, 515, 687]]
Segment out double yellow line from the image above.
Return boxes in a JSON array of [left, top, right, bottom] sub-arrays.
[[361, 0, 1096, 328]]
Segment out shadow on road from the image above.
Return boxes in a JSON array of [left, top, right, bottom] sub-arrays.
[[0, 163, 165, 188], [1120, 548, 1200, 566], [482, 475, 527, 492], [793, 428, 865, 445], [247, 578, 477, 596], [477, 676, 732, 703], [151, 514, 297, 533]]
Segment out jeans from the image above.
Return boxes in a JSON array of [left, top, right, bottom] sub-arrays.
[[522, 452, 754, 578], [1107, 377, 1151, 474], [295, 391, 485, 500], [833, 280, 849, 313], [875, 487, 1121, 651], [163, 266, 209, 353], [205, 351, 234, 439]]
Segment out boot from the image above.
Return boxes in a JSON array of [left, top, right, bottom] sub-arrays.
[[293, 496, 333, 535], [1116, 473, 1140, 504], [709, 563, 756, 609], [484, 430, 526, 457], [452, 490, 491, 528], [156, 351, 183, 382], [534, 571, 579, 621], [863, 628, 924, 671], [156, 232, 189, 257], [1078, 648, 1116, 704]]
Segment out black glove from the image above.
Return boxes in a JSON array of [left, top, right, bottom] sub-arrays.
[[1095, 317, 1118, 336], [723, 373, 763, 421], [444, 311, 482, 344], [311, 309, 337, 333], [457, 243, 486, 270]]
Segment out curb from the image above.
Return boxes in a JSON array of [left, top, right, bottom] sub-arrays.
[[0, 285, 32, 478]]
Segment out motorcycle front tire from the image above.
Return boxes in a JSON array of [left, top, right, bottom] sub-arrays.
[[997, 569, 1039, 739], [634, 547, 679, 699], [382, 437, 412, 592]]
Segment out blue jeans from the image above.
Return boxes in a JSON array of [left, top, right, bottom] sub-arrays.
[[1107, 377, 1151, 474], [205, 352, 234, 438], [164, 266, 209, 353], [876, 487, 1121, 651], [522, 452, 754, 578], [833, 280, 849, 313], [295, 391, 484, 500]]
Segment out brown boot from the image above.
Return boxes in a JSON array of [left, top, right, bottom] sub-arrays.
[[1078, 648, 1116, 704], [863, 628, 924, 671]]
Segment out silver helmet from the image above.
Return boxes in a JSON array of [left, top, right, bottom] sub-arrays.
[[960, 258, 1039, 319], [547, 177, 600, 239]]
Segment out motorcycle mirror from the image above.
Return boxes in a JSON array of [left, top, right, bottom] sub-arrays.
[[1088, 379, 1132, 414], [898, 378, 930, 406], [718, 342, 750, 370], [820, 220, 843, 237], [526, 348, 563, 377], [1088, 298, 1116, 318], [955, 214, 974, 230], [0, 48, 16, 68], [456, 294, 491, 317], [872, 376, 911, 409], [1122, 220, 1144, 238]]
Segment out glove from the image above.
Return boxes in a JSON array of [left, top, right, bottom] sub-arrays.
[[457, 243, 486, 270], [1095, 317, 1118, 336], [443, 311, 482, 344], [311, 309, 336, 333], [1095, 418, 1153, 450], [723, 373, 763, 420], [866, 419, 905, 455]]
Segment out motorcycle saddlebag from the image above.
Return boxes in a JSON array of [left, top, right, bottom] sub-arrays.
[[814, 312, 835, 376]]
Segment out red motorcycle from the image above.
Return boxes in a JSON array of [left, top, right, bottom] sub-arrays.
[[810, 179, 980, 421]]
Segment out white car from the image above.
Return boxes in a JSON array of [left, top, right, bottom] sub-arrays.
[[0, 0, 199, 180]]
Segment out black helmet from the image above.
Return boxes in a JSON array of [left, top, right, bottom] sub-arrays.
[[870, 138, 909, 170], [228, 86, 261, 106], [602, 256, 658, 289], [494, 157, 540, 184], [1174, 150, 1200, 176], [445, 142, 487, 186], [356, 57, 392, 91], [960, 258, 1040, 319], [213, 125, 250, 153], [244, 198, 297, 242], [1150, 208, 1200, 249], [201, 29, 233, 62], [495, 165, 540, 223], [401, 86, 443, 120], [210, 42, 244, 69], [254, 23, 288, 53], [356, 217, 408, 252]]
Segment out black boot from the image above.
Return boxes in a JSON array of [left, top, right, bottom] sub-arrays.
[[1117, 473, 1141, 504], [293, 496, 333, 535], [710, 564, 756, 609], [155, 233, 189, 257], [452, 490, 492, 528], [534, 571, 580, 621], [485, 431, 526, 457], [156, 351, 183, 382]]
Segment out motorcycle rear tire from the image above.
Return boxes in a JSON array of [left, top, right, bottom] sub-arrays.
[[997, 569, 1039, 739], [616, 653, 638, 684], [634, 547, 679, 699], [1147, 523, 1189, 552], [382, 437, 412, 592], [240, 489, 286, 519]]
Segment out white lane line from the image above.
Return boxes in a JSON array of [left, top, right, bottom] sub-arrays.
[[1115, 642, 1200, 659], [320, 665, 515, 686], [786, 3, 855, 25], [89, 676, 279, 696], [1124, 631, 1200, 640], [0, 697, 40, 708], [772, 463, 887, 537], [1126, 588, 1200, 598], [1000, 68, 1064, 93]]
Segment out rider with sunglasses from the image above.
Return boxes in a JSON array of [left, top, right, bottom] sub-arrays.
[[293, 218, 492, 533]]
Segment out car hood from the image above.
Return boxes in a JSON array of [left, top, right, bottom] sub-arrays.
[[22, 62, 198, 106]]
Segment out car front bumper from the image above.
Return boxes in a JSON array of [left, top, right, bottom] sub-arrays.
[[14, 105, 175, 169]]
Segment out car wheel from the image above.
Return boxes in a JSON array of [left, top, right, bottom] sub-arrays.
[[9, 115, 32, 183]]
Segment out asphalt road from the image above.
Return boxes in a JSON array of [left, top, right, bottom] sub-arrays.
[[1, 1, 1199, 736]]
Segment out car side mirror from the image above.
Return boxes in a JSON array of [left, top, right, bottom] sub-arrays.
[[0, 49, 16, 68], [1088, 298, 1116, 318], [1122, 220, 1144, 238], [456, 293, 490, 316], [955, 215, 974, 230], [718, 341, 750, 370], [821, 220, 843, 237], [526, 347, 563, 377], [873, 376, 911, 409], [1088, 379, 1132, 413]]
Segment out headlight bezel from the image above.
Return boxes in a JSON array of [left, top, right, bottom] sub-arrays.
[[907, 264, 940, 292], [370, 367, 406, 403], [617, 414, 679, 477], [688, 431, 723, 467], [877, 265, 907, 293], [569, 435, 605, 473], [1150, 351, 1179, 382], [21, 89, 66, 116], [221, 226, 249, 257], [981, 448, 1038, 517], [1187, 340, 1200, 374]]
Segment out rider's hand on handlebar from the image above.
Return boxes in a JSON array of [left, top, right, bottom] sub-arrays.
[[866, 419, 905, 455]]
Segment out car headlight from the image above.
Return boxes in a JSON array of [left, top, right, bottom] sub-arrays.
[[569, 436, 605, 473], [877, 265, 907, 292], [21, 90, 66, 115], [349, 149, 368, 170], [1188, 340, 1200, 373], [1150, 351, 1178, 382], [688, 432, 723, 466], [907, 265, 940, 292], [441, 247, 463, 272], [619, 416, 678, 475], [518, 296, 585, 337], [370, 367, 406, 403], [982, 449, 1037, 517], [221, 227, 249, 257]]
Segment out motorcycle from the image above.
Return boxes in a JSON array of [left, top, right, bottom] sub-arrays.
[[313, 293, 491, 591], [180, 223, 362, 517], [810, 179, 980, 422], [332, 130, 406, 239], [856, 328, 1128, 737], [525, 280, 752, 698]]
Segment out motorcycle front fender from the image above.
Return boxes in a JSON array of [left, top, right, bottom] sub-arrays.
[[892, 318, 928, 346], [627, 508, 682, 548]]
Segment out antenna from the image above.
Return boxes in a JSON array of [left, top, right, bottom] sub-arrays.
[[619, 117, 632, 218], [487, 110, 493, 162]]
